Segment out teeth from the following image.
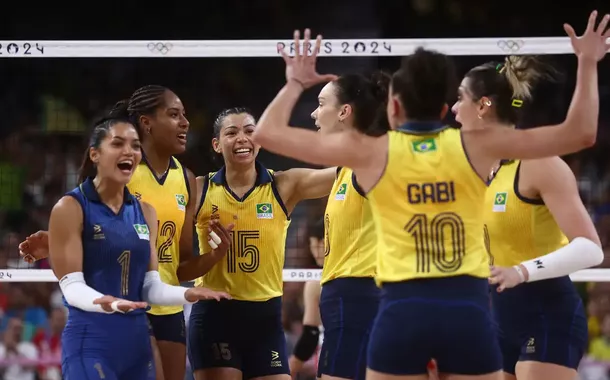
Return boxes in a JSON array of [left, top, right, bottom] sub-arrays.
[[119, 160, 133, 165], [235, 149, 250, 153], [178, 134, 186, 138]]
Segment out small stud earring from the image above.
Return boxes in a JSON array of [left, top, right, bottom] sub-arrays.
[[484, 100, 492, 106], [147, 129, 151, 134]]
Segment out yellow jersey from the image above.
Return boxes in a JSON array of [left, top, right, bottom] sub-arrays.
[[195, 161, 291, 301], [483, 160, 568, 267], [128, 155, 190, 315], [321, 167, 376, 284], [368, 124, 489, 284]]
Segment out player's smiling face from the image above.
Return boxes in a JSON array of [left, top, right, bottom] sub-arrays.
[[90, 122, 142, 184], [311, 82, 346, 134], [141, 90, 190, 154], [213, 113, 259, 166]]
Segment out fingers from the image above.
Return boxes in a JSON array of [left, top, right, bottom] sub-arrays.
[[321, 74, 339, 82], [293, 30, 300, 60], [311, 34, 322, 60], [564, 23, 576, 40], [209, 220, 232, 242], [209, 230, 222, 246], [217, 291, 231, 300], [597, 14, 610, 36], [303, 28, 311, 57], [278, 45, 291, 65], [586, 10, 599, 34]]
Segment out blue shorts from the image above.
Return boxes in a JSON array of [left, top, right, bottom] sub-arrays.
[[368, 276, 502, 376], [62, 311, 154, 380], [491, 276, 587, 374], [187, 296, 289, 380], [318, 277, 380, 380], [147, 311, 186, 344]]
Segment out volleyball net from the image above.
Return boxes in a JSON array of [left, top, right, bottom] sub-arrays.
[[0, 36, 607, 285]]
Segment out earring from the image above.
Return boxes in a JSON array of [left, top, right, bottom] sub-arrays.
[[477, 114, 483, 120], [147, 129, 151, 134], [484, 100, 492, 106]]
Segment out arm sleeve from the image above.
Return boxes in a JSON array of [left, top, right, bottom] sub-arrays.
[[521, 237, 603, 282], [142, 271, 194, 306], [59, 272, 113, 314]]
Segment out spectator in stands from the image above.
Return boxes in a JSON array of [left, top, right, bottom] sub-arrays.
[[0, 285, 47, 341], [0, 317, 39, 380], [589, 313, 610, 374], [32, 307, 65, 380]]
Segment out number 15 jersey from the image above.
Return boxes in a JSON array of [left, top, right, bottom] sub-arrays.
[[367, 125, 489, 284], [195, 162, 291, 302]]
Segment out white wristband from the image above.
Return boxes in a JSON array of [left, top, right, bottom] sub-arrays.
[[513, 265, 525, 283]]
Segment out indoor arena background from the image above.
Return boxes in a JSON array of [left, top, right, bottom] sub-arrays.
[[1, 1, 610, 379]]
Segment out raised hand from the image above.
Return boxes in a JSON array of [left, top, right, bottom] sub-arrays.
[[93, 295, 148, 313], [19, 230, 50, 263], [278, 29, 338, 90], [185, 287, 231, 302], [564, 10, 610, 62]]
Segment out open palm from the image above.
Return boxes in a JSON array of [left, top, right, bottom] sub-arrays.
[[278, 29, 337, 89], [564, 10, 610, 62]]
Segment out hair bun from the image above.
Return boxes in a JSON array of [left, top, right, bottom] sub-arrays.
[[367, 71, 390, 102], [108, 99, 130, 119]]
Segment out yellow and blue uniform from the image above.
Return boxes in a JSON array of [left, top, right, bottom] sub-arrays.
[[188, 161, 291, 378], [366, 122, 502, 376], [317, 167, 379, 380], [485, 160, 587, 373], [61, 178, 155, 380], [127, 155, 190, 344]]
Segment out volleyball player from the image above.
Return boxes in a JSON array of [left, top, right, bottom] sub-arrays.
[[451, 57, 603, 379], [307, 71, 391, 380], [20, 85, 233, 380], [252, 16, 608, 380], [188, 107, 337, 380], [54, 112, 230, 380], [289, 218, 324, 379]]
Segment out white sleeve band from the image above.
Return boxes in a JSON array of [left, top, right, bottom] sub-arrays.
[[521, 237, 604, 283], [59, 272, 113, 314], [142, 271, 194, 305]]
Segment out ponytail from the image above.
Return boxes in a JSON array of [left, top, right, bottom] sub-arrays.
[[78, 148, 96, 184], [365, 71, 391, 136]]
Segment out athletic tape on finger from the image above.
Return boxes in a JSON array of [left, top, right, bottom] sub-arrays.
[[110, 300, 124, 313], [210, 231, 222, 245], [209, 239, 219, 249]]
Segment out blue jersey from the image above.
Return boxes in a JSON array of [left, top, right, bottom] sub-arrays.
[[66, 177, 151, 313], [62, 178, 155, 379]]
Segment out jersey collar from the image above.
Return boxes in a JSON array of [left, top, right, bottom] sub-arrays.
[[140, 151, 178, 169], [397, 121, 446, 134], [80, 177, 134, 204], [210, 161, 273, 186]]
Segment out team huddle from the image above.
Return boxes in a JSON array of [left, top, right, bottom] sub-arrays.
[[17, 10, 610, 380]]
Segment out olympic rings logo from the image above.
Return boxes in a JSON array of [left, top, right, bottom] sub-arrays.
[[496, 39, 524, 52], [147, 42, 173, 55]]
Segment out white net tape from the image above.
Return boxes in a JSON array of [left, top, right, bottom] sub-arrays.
[[0, 36, 607, 283], [0, 37, 582, 58], [0, 268, 608, 283]]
